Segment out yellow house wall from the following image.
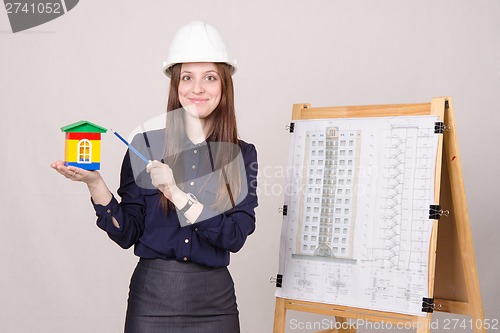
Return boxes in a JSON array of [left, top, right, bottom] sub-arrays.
[[64, 139, 101, 163]]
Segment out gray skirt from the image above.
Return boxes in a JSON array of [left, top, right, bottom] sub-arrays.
[[124, 258, 240, 333]]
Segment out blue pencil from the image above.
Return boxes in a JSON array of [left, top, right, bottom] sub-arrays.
[[111, 129, 150, 164]]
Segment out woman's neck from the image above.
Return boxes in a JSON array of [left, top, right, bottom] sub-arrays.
[[184, 113, 212, 144]]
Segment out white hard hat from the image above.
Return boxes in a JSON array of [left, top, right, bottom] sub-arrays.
[[163, 21, 237, 77]]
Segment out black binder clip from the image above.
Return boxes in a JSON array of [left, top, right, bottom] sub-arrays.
[[422, 297, 435, 313], [270, 274, 283, 288], [434, 122, 449, 134], [429, 205, 449, 220], [278, 205, 288, 216], [285, 123, 295, 133]]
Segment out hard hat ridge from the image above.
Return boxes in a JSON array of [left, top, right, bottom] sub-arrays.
[[163, 21, 237, 77]]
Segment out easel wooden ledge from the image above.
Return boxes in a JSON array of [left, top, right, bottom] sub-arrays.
[[273, 97, 486, 333]]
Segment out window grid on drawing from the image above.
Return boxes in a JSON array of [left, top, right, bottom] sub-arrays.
[[300, 128, 360, 259]]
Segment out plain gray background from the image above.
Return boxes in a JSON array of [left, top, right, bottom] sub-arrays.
[[1, 1, 498, 332]]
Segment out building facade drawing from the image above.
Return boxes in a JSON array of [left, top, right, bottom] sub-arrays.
[[296, 127, 361, 259]]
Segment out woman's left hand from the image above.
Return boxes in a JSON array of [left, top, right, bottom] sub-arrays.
[[146, 160, 179, 201], [147, 160, 202, 222]]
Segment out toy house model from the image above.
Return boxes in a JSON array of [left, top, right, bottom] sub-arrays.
[[61, 120, 107, 170]]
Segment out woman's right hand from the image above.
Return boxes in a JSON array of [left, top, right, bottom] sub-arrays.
[[51, 161, 113, 207], [50, 160, 102, 186]]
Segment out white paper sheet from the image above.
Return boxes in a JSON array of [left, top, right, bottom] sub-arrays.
[[276, 115, 439, 316]]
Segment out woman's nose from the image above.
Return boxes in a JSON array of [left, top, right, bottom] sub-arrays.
[[192, 79, 204, 94]]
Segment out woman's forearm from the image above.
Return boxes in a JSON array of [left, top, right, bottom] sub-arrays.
[[86, 175, 120, 228], [86, 175, 113, 206]]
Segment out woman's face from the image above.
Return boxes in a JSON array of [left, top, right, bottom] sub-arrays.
[[178, 62, 222, 120]]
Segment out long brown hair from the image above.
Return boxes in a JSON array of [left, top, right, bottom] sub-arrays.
[[160, 62, 242, 212]]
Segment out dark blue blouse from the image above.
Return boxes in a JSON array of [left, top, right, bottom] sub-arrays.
[[93, 137, 258, 268]]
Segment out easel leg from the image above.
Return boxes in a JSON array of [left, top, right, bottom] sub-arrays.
[[316, 317, 356, 333], [443, 99, 487, 333], [273, 297, 287, 333], [416, 315, 431, 333], [335, 317, 356, 333]]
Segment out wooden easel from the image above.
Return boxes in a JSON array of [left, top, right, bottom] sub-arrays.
[[273, 97, 486, 333]]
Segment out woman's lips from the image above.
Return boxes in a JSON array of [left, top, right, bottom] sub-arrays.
[[189, 98, 208, 104]]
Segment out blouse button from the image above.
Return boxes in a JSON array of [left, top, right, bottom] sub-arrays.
[[106, 209, 111, 214], [190, 181, 194, 186], [193, 149, 198, 154], [194, 228, 198, 232], [192, 165, 196, 170], [183, 257, 188, 261], [184, 239, 190, 244]]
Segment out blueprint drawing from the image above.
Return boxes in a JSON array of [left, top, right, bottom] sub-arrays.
[[276, 115, 439, 316]]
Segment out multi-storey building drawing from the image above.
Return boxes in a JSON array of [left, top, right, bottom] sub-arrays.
[[281, 116, 439, 316], [296, 127, 361, 260]]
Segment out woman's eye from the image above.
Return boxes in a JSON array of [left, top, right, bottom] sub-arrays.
[[205, 75, 217, 81], [181, 75, 191, 81]]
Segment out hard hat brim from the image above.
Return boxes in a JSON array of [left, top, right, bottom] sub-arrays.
[[163, 60, 237, 77]]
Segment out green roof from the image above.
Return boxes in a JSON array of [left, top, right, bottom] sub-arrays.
[[61, 120, 108, 133]]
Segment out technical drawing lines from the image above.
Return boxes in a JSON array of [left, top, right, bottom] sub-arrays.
[[326, 266, 352, 300], [379, 125, 435, 272], [278, 116, 439, 316]]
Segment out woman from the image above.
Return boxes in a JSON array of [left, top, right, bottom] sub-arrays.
[[51, 21, 258, 333]]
